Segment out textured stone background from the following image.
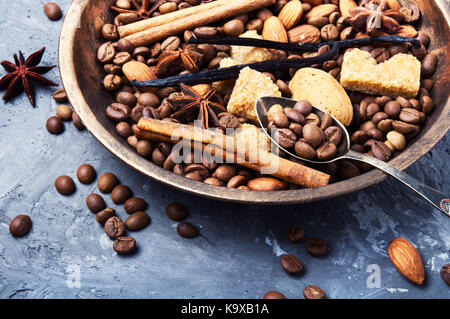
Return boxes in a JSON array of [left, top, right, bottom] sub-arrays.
[[0, 0, 448, 299]]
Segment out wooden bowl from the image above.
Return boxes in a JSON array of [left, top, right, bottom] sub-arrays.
[[59, 0, 449, 204]]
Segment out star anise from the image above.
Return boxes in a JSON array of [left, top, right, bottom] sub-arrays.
[[111, 0, 166, 20], [0, 47, 57, 107], [167, 83, 227, 129], [154, 45, 203, 77], [349, 0, 404, 35]]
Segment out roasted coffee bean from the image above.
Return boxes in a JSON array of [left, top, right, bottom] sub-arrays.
[[306, 237, 327, 256], [409, 98, 421, 110], [366, 103, 380, 118], [384, 140, 396, 152], [366, 128, 384, 141], [280, 254, 303, 275], [166, 202, 187, 221], [86, 193, 106, 213], [116, 91, 136, 106], [44, 2, 62, 20], [102, 23, 118, 40], [215, 165, 237, 183], [287, 226, 304, 243], [104, 216, 125, 239], [412, 43, 426, 60], [388, 43, 407, 55], [316, 142, 337, 161], [113, 236, 137, 255], [97, 172, 119, 194], [303, 285, 325, 299], [276, 80, 291, 97], [124, 197, 147, 215], [416, 31, 429, 47], [363, 139, 377, 150], [218, 113, 240, 130], [308, 16, 329, 28], [136, 140, 153, 158], [159, 1, 177, 13], [177, 221, 199, 238], [106, 103, 130, 122], [357, 101, 368, 122], [337, 160, 360, 179], [115, 13, 139, 26], [303, 123, 324, 148], [46, 116, 64, 135], [223, 19, 244, 36], [320, 24, 339, 41], [420, 96, 434, 115], [152, 148, 166, 167], [272, 112, 290, 128], [399, 108, 421, 124], [440, 264, 450, 285], [138, 92, 160, 108], [375, 96, 392, 106], [185, 164, 209, 179], [72, 112, 85, 130], [371, 141, 392, 161], [305, 113, 320, 126], [371, 111, 388, 125], [350, 130, 368, 145], [76, 164, 96, 184], [285, 109, 305, 125], [194, 26, 217, 38], [320, 113, 333, 130], [96, 208, 116, 225], [55, 175, 76, 195], [52, 88, 68, 102], [125, 211, 150, 231], [104, 63, 121, 74], [204, 177, 222, 186], [227, 175, 247, 188], [263, 291, 286, 299], [115, 122, 133, 138], [350, 144, 365, 153], [111, 184, 133, 204], [377, 119, 393, 133], [9, 215, 32, 237], [275, 128, 297, 149], [103, 74, 122, 91], [161, 36, 181, 51], [294, 100, 312, 116], [55, 105, 72, 122], [396, 96, 411, 108], [405, 124, 421, 139], [324, 126, 342, 145], [97, 42, 116, 63], [421, 53, 437, 78], [289, 122, 303, 137], [392, 120, 416, 134], [117, 38, 134, 53], [371, 47, 390, 63], [295, 140, 316, 160]]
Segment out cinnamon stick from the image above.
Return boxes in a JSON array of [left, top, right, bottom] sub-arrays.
[[136, 118, 330, 188], [122, 0, 276, 47], [118, 0, 228, 38]]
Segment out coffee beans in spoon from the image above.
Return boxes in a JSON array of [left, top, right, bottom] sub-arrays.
[[268, 101, 343, 161]]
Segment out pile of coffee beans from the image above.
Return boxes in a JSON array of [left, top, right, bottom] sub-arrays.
[[268, 101, 343, 161], [95, 0, 437, 190], [46, 88, 85, 135]]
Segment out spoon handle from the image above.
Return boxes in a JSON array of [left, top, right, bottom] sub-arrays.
[[344, 150, 449, 217]]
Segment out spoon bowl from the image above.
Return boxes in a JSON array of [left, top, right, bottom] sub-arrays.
[[256, 96, 449, 216]]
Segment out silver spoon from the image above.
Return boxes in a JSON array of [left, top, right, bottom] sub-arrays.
[[256, 96, 449, 217]]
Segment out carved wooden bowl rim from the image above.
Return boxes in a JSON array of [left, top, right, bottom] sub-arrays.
[[59, 0, 449, 204]]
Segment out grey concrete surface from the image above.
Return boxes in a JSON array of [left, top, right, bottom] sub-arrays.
[[0, 0, 449, 299]]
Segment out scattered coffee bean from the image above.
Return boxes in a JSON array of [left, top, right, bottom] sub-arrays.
[[263, 291, 286, 299], [113, 236, 137, 255], [124, 197, 148, 214], [76, 164, 97, 184], [111, 184, 133, 204], [72, 112, 85, 130], [9, 215, 32, 237], [55, 175, 76, 195], [166, 202, 188, 221], [287, 226, 304, 243], [306, 237, 327, 256], [177, 221, 199, 238], [46, 116, 64, 135], [56, 104, 72, 121], [52, 88, 68, 102], [96, 208, 116, 225], [97, 172, 119, 193], [280, 254, 303, 275], [125, 211, 150, 231], [44, 2, 62, 21], [86, 193, 106, 213], [440, 264, 450, 285], [303, 285, 326, 299], [104, 216, 125, 239]]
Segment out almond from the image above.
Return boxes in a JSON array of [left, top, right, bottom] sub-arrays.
[[388, 238, 425, 285], [262, 16, 288, 43], [304, 4, 338, 20], [302, 0, 322, 6], [122, 61, 157, 82], [247, 177, 289, 191], [339, 0, 357, 17], [396, 24, 418, 38], [278, 0, 304, 30], [288, 24, 320, 43]]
